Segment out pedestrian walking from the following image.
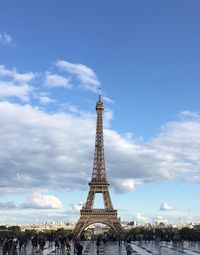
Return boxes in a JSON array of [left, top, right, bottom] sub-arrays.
[[126, 242, 133, 255], [2, 237, 9, 255], [76, 242, 83, 255]]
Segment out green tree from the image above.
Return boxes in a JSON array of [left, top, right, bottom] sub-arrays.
[[8, 226, 21, 236]]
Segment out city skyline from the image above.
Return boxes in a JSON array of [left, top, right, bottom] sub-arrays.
[[0, 1, 200, 225]]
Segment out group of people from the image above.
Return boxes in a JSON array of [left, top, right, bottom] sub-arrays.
[[1, 233, 74, 255], [1, 236, 23, 255], [1, 233, 135, 255]]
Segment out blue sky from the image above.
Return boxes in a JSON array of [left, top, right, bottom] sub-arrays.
[[0, 0, 200, 225]]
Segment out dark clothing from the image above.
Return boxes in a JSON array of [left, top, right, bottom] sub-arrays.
[[126, 244, 133, 255], [3, 239, 9, 255], [96, 239, 101, 247], [76, 243, 83, 255]]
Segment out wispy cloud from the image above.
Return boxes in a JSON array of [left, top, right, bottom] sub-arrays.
[[136, 213, 149, 223], [0, 81, 33, 101], [45, 72, 72, 88], [130, 212, 196, 225], [56, 60, 100, 92], [0, 193, 63, 210], [69, 202, 85, 212], [0, 65, 35, 101], [0, 62, 104, 105], [182, 175, 200, 183], [103, 96, 114, 104], [21, 192, 63, 209], [112, 179, 139, 193], [0, 32, 13, 46], [0, 65, 35, 83], [155, 215, 169, 224], [38, 95, 56, 105], [160, 202, 175, 211], [0, 201, 17, 210]]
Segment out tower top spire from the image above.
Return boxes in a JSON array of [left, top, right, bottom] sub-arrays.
[[96, 88, 103, 110], [98, 87, 102, 101]]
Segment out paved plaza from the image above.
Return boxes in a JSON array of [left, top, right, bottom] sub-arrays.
[[1, 240, 200, 255], [131, 241, 200, 255]]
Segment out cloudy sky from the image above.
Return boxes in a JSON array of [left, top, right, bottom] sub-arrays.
[[0, 1, 200, 225]]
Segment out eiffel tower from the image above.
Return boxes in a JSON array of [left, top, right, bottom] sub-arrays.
[[73, 94, 123, 236]]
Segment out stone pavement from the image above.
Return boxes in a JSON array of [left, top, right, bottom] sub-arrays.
[[1, 240, 200, 255], [82, 241, 126, 255], [131, 241, 200, 255]]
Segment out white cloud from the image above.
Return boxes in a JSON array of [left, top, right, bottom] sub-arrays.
[[185, 216, 193, 223], [183, 175, 200, 183], [136, 213, 149, 223], [160, 202, 175, 211], [68, 105, 79, 114], [0, 65, 35, 101], [38, 95, 55, 105], [105, 112, 200, 185], [180, 110, 200, 121], [0, 65, 13, 76], [0, 98, 199, 224], [155, 215, 168, 224], [0, 208, 78, 224], [69, 202, 85, 212], [0, 201, 18, 210], [45, 72, 72, 88], [0, 192, 63, 210], [129, 212, 198, 225], [0, 101, 95, 194], [0, 81, 33, 101], [13, 72, 35, 83], [22, 192, 63, 209], [0, 62, 101, 105], [0, 102, 199, 197], [56, 60, 100, 92], [0, 65, 35, 83], [112, 179, 138, 193], [0, 32, 13, 46], [104, 109, 114, 128], [102, 96, 114, 104]]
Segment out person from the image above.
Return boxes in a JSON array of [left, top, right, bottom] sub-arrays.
[[96, 238, 101, 248], [2, 237, 9, 255], [66, 240, 71, 255], [76, 242, 83, 255], [38, 235, 46, 251], [55, 237, 59, 251], [60, 236, 65, 253], [19, 236, 24, 250], [66, 248, 71, 255], [126, 242, 133, 255], [66, 240, 71, 251], [96, 238, 101, 255], [32, 235, 38, 251]]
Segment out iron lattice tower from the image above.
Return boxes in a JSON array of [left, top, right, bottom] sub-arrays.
[[73, 95, 123, 236]]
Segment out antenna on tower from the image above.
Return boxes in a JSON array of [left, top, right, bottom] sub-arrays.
[[98, 87, 102, 101]]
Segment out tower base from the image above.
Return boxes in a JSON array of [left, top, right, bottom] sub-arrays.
[[73, 209, 123, 236]]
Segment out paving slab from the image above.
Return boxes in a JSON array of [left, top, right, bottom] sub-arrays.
[[131, 241, 200, 255]]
